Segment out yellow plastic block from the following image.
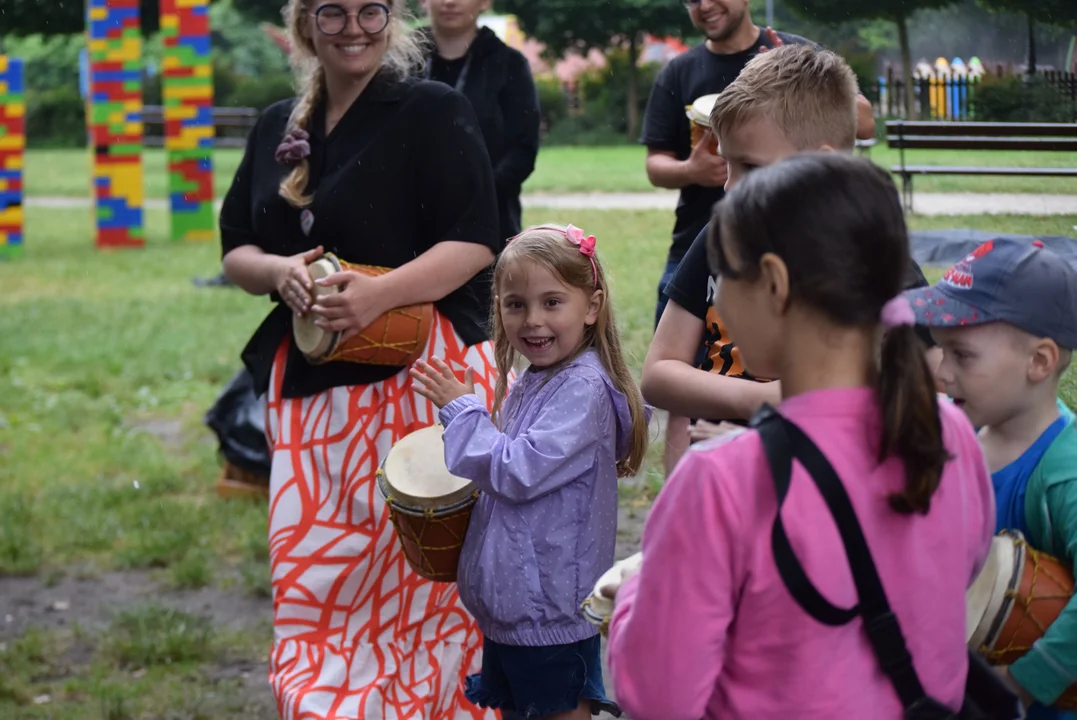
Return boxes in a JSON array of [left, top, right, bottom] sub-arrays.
[[0, 206, 24, 226], [0, 136, 25, 151], [89, 7, 108, 20], [7, 104, 25, 118], [168, 85, 214, 101], [0, 57, 8, 73], [165, 105, 198, 120], [3, 154, 23, 170]]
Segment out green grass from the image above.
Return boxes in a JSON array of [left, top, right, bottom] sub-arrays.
[[23, 145, 1077, 199], [1, 206, 1075, 716]]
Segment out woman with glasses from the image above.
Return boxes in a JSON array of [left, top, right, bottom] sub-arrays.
[[218, 1, 501, 718]]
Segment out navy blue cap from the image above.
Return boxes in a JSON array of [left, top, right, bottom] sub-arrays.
[[902, 238, 1077, 350]]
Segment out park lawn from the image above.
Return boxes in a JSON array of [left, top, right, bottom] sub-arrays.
[[23, 145, 1077, 199], [1, 206, 1075, 717]]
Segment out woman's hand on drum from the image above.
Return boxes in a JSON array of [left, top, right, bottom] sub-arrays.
[[274, 245, 324, 316], [311, 269, 390, 341], [411, 358, 476, 409]]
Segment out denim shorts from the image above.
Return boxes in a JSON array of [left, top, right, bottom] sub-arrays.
[[464, 635, 621, 719]]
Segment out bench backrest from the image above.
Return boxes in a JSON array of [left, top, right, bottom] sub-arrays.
[[141, 105, 258, 146], [885, 121, 1077, 152]]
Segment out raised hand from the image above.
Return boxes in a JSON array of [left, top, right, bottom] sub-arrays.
[[411, 357, 476, 409]]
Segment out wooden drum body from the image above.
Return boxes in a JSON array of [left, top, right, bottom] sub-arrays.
[[686, 94, 720, 155], [294, 253, 434, 367], [376, 425, 478, 583], [966, 530, 1076, 709]]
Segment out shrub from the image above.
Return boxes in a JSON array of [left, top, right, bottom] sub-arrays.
[[26, 87, 87, 148], [972, 74, 1077, 123]]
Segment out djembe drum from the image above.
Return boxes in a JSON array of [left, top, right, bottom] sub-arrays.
[[377, 425, 479, 583], [580, 552, 643, 636], [686, 94, 720, 155], [966, 530, 1077, 709], [294, 253, 434, 367]]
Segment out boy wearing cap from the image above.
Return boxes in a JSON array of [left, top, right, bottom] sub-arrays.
[[904, 238, 1077, 718]]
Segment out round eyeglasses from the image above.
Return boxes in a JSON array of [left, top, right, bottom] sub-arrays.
[[311, 3, 391, 36]]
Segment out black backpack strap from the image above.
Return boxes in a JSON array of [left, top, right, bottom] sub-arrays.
[[754, 406, 858, 627], [751, 405, 931, 712]]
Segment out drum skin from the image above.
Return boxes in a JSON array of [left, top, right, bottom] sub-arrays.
[[295, 253, 434, 367]]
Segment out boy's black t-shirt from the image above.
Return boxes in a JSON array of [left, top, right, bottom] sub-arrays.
[[640, 30, 815, 264], [663, 224, 938, 414]]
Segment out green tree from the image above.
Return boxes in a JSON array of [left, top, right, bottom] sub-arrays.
[[978, 0, 1077, 26], [786, 0, 959, 117], [977, 0, 1077, 73], [232, 0, 288, 25], [0, 0, 163, 36], [498, 0, 695, 139]]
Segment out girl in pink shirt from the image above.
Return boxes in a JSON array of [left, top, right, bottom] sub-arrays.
[[605, 154, 996, 720]]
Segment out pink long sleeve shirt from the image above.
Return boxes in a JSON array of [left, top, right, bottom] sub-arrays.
[[607, 388, 995, 720]]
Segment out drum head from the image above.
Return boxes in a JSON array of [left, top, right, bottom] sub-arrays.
[[966, 533, 1017, 648], [382, 425, 475, 510], [293, 256, 342, 358], [687, 94, 721, 125]]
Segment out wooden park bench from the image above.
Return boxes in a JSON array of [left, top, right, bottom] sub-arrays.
[[885, 120, 1077, 210], [142, 105, 259, 149]]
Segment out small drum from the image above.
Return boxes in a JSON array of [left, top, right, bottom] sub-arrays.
[[294, 252, 434, 367], [580, 552, 643, 636], [966, 530, 1077, 709], [376, 425, 478, 583], [686, 94, 721, 154]]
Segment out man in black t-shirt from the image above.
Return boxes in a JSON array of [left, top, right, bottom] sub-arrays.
[[641, 0, 875, 475]]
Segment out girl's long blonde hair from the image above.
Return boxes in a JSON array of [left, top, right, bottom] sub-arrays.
[[490, 225, 650, 478], [279, 0, 426, 208]]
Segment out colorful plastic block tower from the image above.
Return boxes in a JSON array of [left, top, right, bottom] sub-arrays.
[[161, 0, 215, 242], [0, 56, 25, 260], [87, 0, 146, 249]]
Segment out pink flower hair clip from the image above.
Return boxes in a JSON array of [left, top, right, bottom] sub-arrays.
[[565, 224, 598, 284]]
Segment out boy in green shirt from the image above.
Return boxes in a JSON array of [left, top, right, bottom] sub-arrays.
[[904, 238, 1077, 717]]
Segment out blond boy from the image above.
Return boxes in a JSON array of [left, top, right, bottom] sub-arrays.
[[642, 45, 936, 466]]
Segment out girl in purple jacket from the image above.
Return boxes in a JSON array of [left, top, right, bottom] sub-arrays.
[[412, 223, 650, 720]]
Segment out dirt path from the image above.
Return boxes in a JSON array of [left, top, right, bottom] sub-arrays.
[[0, 504, 652, 719], [25, 191, 1077, 216]]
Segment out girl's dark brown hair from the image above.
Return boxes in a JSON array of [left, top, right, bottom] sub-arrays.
[[707, 153, 948, 515]]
